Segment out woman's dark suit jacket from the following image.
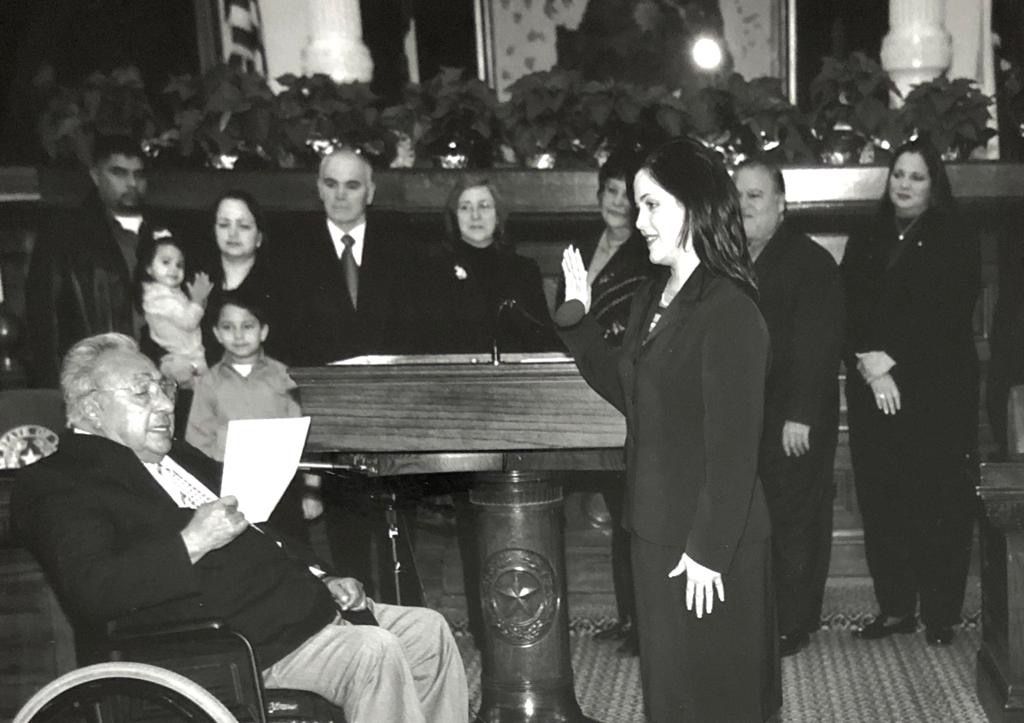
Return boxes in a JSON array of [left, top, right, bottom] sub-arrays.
[[842, 208, 980, 451], [559, 265, 771, 571]]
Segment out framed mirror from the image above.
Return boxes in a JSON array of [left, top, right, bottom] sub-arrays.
[[474, 0, 793, 101]]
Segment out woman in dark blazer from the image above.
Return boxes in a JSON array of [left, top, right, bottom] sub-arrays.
[[558, 137, 780, 722], [417, 174, 558, 354], [842, 139, 980, 646]]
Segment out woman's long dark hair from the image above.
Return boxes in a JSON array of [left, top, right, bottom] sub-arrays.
[[442, 175, 511, 253], [876, 138, 955, 224], [640, 137, 757, 298]]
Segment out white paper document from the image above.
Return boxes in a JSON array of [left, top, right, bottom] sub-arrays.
[[221, 416, 311, 523]]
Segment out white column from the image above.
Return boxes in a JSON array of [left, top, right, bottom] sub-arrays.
[[302, 0, 373, 83], [880, 0, 952, 104]]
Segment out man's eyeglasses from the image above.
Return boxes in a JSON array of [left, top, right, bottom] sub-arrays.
[[95, 377, 178, 404]]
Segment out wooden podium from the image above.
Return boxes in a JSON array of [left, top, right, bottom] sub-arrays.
[[978, 461, 1024, 722], [292, 355, 625, 723]]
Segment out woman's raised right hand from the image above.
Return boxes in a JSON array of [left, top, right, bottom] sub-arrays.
[[561, 245, 591, 313]]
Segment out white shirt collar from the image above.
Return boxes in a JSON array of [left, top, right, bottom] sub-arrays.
[[71, 429, 214, 509], [326, 219, 367, 266]]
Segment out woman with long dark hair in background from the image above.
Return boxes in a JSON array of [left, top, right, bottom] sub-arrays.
[[843, 139, 980, 646]]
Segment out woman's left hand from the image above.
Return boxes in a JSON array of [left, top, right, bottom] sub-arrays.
[[668, 553, 724, 618], [869, 373, 901, 415]]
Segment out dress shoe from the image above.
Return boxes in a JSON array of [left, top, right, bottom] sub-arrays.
[[779, 631, 810, 657], [595, 619, 632, 642], [853, 614, 917, 640], [925, 626, 955, 646]]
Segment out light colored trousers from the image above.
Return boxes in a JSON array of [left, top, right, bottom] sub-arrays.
[[263, 603, 468, 723]]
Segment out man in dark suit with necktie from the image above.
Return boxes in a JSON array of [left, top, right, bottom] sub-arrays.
[[284, 149, 423, 600], [284, 148, 414, 366]]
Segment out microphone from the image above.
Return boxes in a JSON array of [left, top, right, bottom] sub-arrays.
[[500, 298, 551, 330], [491, 299, 514, 365], [492, 298, 553, 364]]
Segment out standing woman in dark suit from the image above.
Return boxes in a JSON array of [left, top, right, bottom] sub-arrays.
[[559, 137, 780, 721], [558, 148, 655, 655], [843, 139, 980, 646], [420, 175, 558, 353]]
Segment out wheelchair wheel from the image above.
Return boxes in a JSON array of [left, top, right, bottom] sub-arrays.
[[14, 661, 238, 723]]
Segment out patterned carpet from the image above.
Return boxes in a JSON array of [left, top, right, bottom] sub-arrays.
[[453, 577, 987, 722]]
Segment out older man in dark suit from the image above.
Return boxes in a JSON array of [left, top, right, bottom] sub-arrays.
[[284, 149, 417, 366], [734, 160, 845, 657], [282, 149, 427, 598], [13, 333, 468, 722]]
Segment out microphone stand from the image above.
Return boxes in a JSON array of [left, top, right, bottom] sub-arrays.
[[491, 298, 515, 365]]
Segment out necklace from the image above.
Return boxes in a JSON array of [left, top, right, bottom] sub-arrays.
[[896, 213, 923, 242]]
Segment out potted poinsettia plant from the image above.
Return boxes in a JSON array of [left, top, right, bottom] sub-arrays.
[[162, 63, 276, 170], [273, 73, 391, 168], [897, 76, 995, 160], [565, 79, 668, 166], [499, 67, 580, 168], [34, 64, 158, 167], [379, 83, 430, 168], [419, 67, 501, 169], [809, 52, 899, 164], [726, 74, 815, 163]]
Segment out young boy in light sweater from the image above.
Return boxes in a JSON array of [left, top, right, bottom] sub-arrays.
[[186, 292, 322, 536]]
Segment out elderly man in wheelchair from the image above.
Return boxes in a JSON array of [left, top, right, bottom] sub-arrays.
[[12, 333, 468, 723]]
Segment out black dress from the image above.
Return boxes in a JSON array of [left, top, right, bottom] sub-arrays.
[[841, 208, 980, 629]]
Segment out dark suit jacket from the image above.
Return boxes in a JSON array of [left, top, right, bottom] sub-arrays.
[[559, 266, 771, 573], [283, 213, 420, 365], [753, 225, 844, 432], [12, 434, 336, 667], [25, 191, 140, 387]]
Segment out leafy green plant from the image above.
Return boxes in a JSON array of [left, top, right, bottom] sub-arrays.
[[897, 76, 995, 159], [809, 52, 899, 142], [726, 74, 815, 163], [419, 67, 500, 167], [34, 65, 157, 166], [273, 73, 391, 168], [379, 83, 430, 167], [162, 63, 275, 169], [499, 67, 580, 164]]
